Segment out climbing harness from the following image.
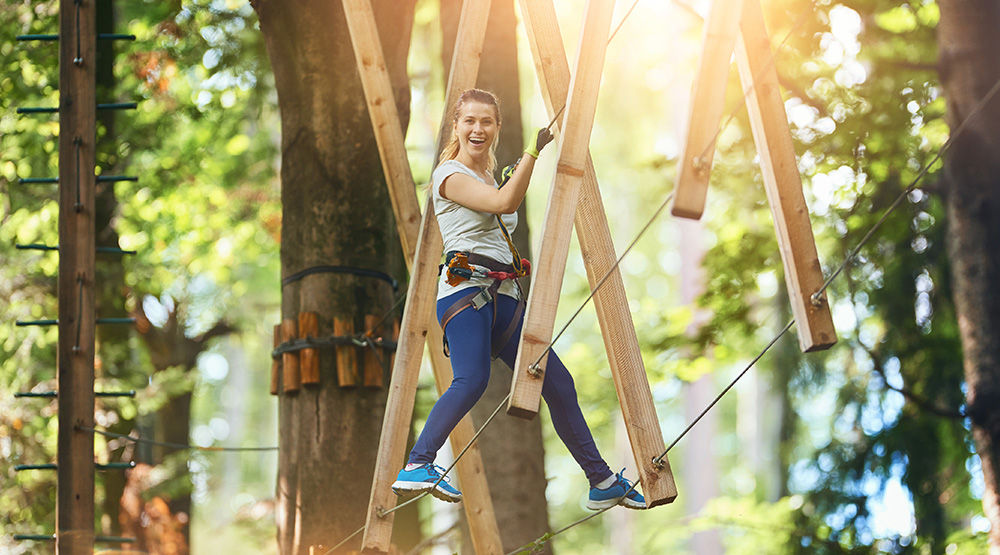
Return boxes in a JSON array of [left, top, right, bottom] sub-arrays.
[[439, 251, 527, 359]]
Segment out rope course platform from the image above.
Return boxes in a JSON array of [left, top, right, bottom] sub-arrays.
[[319, 0, 1000, 552]]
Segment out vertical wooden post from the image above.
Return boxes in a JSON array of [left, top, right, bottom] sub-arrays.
[[282, 319, 300, 392], [362, 315, 384, 387], [735, 0, 836, 351], [271, 324, 281, 395], [508, 0, 617, 418], [57, 0, 96, 552], [299, 312, 320, 385], [334, 317, 358, 386], [346, 0, 502, 553], [671, 0, 744, 220], [518, 0, 677, 507]]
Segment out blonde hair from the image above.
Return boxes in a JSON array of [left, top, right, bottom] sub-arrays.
[[438, 89, 501, 175]]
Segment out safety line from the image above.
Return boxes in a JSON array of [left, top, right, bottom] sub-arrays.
[[528, 2, 813, 370], [321, 394, 511, 555], [78, 426, 278, 452], [811, 74, 1000, 304], [514, 63, 1000, 555]]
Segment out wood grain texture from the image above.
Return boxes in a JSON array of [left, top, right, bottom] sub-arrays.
[[672, 0, 744, 220], [343, 0, 421, 262], [57, 0, 97, 551], [299, 312, 320, 385], [518, 0, 676, 506], [508, 0, 616, 418], [282, 319, 301, 392], [736, 0, 836, 352], [350, 0, 502, 551]]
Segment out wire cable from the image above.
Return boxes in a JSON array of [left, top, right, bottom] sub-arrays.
[[79, 426, 278, 452]]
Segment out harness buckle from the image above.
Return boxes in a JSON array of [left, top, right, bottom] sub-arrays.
[[470, 288, 492, 310]]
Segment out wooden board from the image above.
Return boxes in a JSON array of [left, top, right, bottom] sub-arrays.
[[342, 0, 421, 260], [671, 0, 744, 220], [518, 0, 677, 506], [57, 0, 97, 552], [360, 198, 442, 553], [508, 0, 616, 418], [346, 0, 502, 553], [735, 0, 836, 352]]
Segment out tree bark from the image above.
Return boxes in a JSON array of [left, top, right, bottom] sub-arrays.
[[252, 1, 415, 553], [937, 2, 1000, 552], [440, 0, 553, 552]]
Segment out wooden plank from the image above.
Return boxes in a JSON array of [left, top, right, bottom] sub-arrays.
[[299, 312, 320, 385], [518, 0, 677, 506], [671, 0, 744, 220], [271, 324, 281, 395], [351, 0, 502, 552], [362, 314, 384, 387], [57, 0, 96, 552], [343, 0, 421, 262], [334, 317, 359, 386], [360, 200, 442, 554], [508, 0, 617, 418], [735, 0, 837, 352]]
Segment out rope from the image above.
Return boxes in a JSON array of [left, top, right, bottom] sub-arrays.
[[78, 426, 278, 452], [810, 74, 1000, 304], [320, 394, 511, 555], [513, 60, 1000, 555], [526, 2, 814, 370]]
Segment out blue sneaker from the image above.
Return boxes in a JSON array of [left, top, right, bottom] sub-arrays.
[[587, 470, 646, 510], [391, 463, 462, 503]]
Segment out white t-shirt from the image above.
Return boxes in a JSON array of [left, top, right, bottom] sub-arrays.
[[433, 159, 521, 301]]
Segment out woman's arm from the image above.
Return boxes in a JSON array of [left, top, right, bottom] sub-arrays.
[[440, 128, 553, 214], [439, 155, 537, 215]]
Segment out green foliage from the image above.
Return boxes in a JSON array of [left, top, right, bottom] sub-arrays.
[[2, 0, 279, 550]]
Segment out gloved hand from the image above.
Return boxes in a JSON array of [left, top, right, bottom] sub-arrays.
[[525, 127, 554, 158]]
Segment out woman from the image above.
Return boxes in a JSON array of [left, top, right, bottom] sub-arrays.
[[391, 89, 644, 511]]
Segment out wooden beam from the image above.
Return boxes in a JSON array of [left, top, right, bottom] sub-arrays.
[[671, 0, 744, 220], [57, 0, 96, 552], [346, 0, 502, 553], [518, 0, 677, 507], [508, 0, 616, 418], [735, 0, 836, 352], [342, 0, 421, 262], [360, 197, 443, 554]]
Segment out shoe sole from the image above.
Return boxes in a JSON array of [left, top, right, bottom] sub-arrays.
[[586, 497, 646, 511], [392, 480, 462, 503]]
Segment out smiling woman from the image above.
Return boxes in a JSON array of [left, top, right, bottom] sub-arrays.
[[389, 87, 646, 514]]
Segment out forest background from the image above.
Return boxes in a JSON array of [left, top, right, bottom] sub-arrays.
[[1, 0, 996, 554]]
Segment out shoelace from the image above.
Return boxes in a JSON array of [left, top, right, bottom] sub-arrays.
[[428, 463, 453, 484], [617, 469, 635, 492]]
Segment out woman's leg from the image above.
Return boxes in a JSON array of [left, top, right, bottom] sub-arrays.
[[407, 289, 494, 466], [494, 294, 613, 487]]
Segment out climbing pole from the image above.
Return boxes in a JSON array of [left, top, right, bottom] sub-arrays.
[[11, 1, 138, 552], [672, 0, 837, 352]]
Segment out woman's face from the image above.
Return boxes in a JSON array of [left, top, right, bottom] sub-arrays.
[[454, 101, 498, 159]]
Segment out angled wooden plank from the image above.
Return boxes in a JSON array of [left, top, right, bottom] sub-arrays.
[[349, 0, 502, 553], [343, 0, 421, 262], [508, 0, 616, 418], [671, 0, 744, 220], [518, 0, 677, 506], [360, 197, 442, 554], [735, 0, 836, 352], [58, 0, 97, 551]]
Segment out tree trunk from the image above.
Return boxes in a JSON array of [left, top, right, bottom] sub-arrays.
[[252, 1, 415, 553], [937, 2, 1000, 552], [440, 0, 553, 552]]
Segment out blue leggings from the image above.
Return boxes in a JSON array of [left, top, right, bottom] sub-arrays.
[[407, 288, 613, 487]]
